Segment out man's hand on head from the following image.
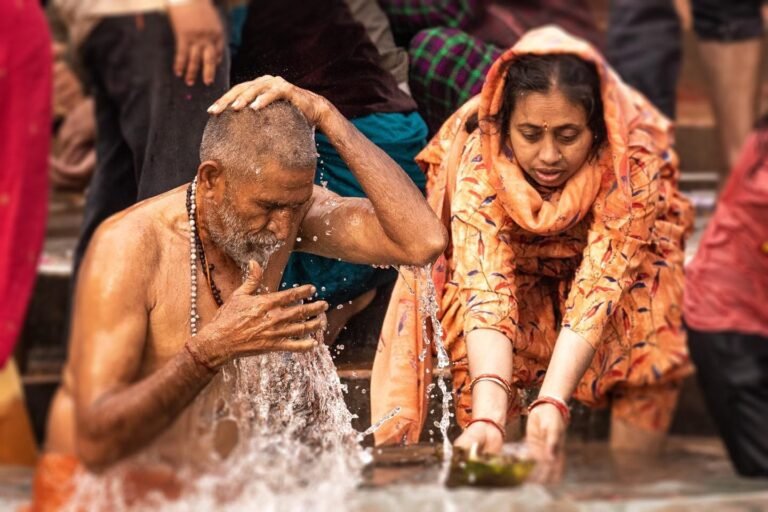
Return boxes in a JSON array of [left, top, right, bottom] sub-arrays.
[[207, 76, 333, 127], [168, 0, 224, 86]]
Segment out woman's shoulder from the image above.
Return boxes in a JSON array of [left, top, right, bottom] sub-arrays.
[[417, 97, 482, 168]]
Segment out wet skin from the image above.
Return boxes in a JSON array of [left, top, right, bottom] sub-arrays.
[[46, 78, 448, 472]]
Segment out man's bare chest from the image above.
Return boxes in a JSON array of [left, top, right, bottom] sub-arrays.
[[142, 243, 294, 369]]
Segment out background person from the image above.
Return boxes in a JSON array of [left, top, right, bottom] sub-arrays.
[[685, 118, 768, 478]]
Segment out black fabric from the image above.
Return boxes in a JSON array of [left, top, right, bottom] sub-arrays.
[[232, 0, 416, 119], [73, 13, 230, 282], [692, 0, 764, 41], [606, 0, 682, 119], [687, 326, 768, 477]]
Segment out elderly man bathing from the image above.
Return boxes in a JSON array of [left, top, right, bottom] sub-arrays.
[[30, 77, 447, 509]]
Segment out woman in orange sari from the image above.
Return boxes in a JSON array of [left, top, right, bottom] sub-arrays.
[[371, 26, 693, 464]]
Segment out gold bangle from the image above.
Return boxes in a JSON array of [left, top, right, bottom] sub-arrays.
[[469, 375, 512, 397]]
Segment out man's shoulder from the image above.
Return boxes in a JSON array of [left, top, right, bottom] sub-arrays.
[[88, 190, 181, 262]]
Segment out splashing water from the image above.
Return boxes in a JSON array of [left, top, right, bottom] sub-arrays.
[[64, 262, 453, 510], [65, 346, 365, 512], [359, 406, 401, 442], [415, 265, 454, 479]]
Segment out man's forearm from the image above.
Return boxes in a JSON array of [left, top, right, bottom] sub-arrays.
[[318, 105, 445, 256], [77, 345, 215, 470]]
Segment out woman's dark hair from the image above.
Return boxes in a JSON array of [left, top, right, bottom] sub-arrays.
[[467, 54, 607, 161]]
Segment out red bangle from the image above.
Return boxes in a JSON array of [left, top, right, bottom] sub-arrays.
[[528, 396, 571, 424], [466, 418, 506, 440], [184, 342, 216, 374]]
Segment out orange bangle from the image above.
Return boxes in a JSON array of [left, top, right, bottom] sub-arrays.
[[466, 418, 506, 440], [528, 396, 571, 424]]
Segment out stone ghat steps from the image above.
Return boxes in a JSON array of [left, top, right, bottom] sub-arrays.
[[18, 273, 718, 446], [19, 356, 718, 450]]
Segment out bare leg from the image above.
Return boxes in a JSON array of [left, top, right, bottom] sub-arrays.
[[609, 381, 681, 455], [610, 416, 666, 455], [323, 288, 377, 346], [697, 38, 762, 173]]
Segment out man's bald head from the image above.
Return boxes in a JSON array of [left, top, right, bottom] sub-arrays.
[[199, 101, 317, 179]]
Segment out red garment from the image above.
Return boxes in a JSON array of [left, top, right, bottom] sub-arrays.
[[0, 0, 51, 368], [685, 130, 768, 338]]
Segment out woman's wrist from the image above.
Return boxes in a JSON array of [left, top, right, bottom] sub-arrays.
[[471, 380, 509, 425], [466, 417, 506, 440], [528, 395, 571, 424]]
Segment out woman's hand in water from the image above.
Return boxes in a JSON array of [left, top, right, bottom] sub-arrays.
[[207, 76, 332, 126], [454, 421, 505, 455], [190, 261, 328, 369], [525, 403, 566, 483]]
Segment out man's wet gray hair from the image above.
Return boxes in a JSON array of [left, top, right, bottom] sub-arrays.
[[200, 101, 318, 178]]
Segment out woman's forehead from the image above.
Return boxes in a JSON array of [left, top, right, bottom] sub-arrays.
[[512, 89, 588, 125]]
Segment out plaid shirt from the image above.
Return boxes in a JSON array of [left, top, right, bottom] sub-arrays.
[[408, 28, 501, 132], [381, 0, 482, 38], [380, 0, 600, 132]]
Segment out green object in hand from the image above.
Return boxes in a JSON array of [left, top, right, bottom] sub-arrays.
[[446, 446, 536, 488]]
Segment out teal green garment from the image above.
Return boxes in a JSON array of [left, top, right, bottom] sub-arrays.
[[280, 111, 428, 306], [228, 5, 248, 57]]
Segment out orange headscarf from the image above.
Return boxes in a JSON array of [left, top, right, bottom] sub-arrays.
[[370, 26, 676, 445]]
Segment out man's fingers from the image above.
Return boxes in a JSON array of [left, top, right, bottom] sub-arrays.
[[271, 337, 318, 353], [174, 37, 190, 77], [207, 76, 283, 113], [185, 43, 202, 86], [236, 260, 264, 295], [265, 316, 325, 339], [274, 301, 328, 323], [231, 76, 274, 109], [207, 82, 252, 114], [268, 284, 317, 306], [248, 90, 283, 111], [202, 44, 217, 86]]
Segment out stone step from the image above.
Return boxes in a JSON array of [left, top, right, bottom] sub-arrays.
[[22, 360, 718, 450]]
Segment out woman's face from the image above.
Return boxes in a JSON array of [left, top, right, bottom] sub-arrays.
[[508, 87, 594, 188]]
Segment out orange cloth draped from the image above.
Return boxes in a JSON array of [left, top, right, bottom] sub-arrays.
[[371, 26, 694, 446], [25, 454, 79, 512], [26, 454, 183, 511]]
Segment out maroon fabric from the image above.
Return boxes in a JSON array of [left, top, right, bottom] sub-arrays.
[[0, 0, 51, 368], [685, 129, 768, 338], [232, 0, 417, 119]]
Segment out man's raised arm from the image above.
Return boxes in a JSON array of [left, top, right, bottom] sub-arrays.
[[208, 77, 448, 266]]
